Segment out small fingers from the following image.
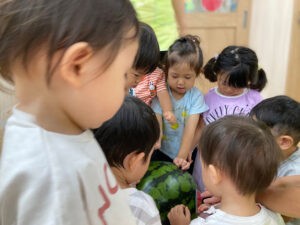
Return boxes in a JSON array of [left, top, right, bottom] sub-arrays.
[[198, 203, 210, 213]]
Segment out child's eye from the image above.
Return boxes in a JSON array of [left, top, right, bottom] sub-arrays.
[[185, 76, 191, 80]]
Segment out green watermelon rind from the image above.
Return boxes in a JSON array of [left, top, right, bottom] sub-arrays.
[[137, 161, 197, 225]]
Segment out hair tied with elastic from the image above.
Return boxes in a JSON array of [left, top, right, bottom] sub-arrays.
[[230, 47, 239, 54], [230, 48, 239, 60], [214, 54, 219, 60]]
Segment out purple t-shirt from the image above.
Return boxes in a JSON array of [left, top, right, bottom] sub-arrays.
[[194, 87, 263, 192], [203, 87, 263, 124]]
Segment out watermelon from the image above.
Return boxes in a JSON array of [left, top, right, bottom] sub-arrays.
[[136, 161, 197, 225]]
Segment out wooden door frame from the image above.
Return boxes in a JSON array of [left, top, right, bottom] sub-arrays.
[[286, 0, 300, 101]]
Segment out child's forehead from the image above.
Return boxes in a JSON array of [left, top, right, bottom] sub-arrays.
[[129, 68, 147, 76], [169, 62, 195, 73]]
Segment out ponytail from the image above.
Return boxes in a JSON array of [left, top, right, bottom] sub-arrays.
[[249, 68, 267, 92], [203, 57, 218, 82]]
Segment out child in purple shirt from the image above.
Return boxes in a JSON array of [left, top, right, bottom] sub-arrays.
[[194, 46, 267, 192]]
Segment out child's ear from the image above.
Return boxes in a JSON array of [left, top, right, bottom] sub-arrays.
[[277, 135, 294, 151], [123, 151, 145, 171], [208, 164, 222, 185], [59, 42, 93, 88]]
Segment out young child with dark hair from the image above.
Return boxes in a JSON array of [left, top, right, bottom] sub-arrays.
[[0, 0, 139, 224], [94, 96, 161, 225], [250, 95, 300, 225], [151, 35, 208, 171], [126, 22, 177, 125], [203, 46, 267, 124], [193, 45, 267, 191], [168, 116, 284, 225]]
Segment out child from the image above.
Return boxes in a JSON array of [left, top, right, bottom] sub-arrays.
[[126, 22, 177, 125], [94, 96, 161, 225], [0, 78, 16, 151], [126, 22, 160, 94], [151, 35, 208, 171], [168, 116, 285, 225], [203, 45, 267, 124], [0, 1, 139, 224], [258, 175, 300, 218], [193, 45, 267, 191], [250, 95, 300, 224]]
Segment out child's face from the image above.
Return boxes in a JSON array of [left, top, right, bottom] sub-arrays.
[[51, 30, 139, 131], [125, 68, 146, 89], [131, 146, 158, 185], [167, 62, 196, 98], [217, 74, 245, 96]]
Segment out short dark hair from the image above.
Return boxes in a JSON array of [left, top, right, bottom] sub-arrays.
[[203, 46, 267, 92], [250, 95, 300, 144], [132, 22, 160, 74], [164, 35, 203, 77], [199, 115, 281, 195], [0, 0, 139, 83], [94, 96, 160, 167]]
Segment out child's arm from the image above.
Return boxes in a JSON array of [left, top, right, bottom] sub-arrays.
[[168, 204, 191, 225], [155, 113, 163, 149], [174, 114, 200, 170], [257, 175, 300, 218], [155, 68, 177, 125], [157, 89, 177, 124], [190, 115, 205, 151], [172, 0, 186, 36]]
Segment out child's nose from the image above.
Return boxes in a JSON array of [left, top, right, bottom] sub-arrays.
[[177, 78, 184, 85]]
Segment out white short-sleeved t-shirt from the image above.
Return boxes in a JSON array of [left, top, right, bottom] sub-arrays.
[[0, 108, 136, 225]]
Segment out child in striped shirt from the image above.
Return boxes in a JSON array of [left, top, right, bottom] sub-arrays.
[[125, 22, 176, 125]]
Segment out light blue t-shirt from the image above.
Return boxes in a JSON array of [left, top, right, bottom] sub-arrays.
[[151, 87, 208, 159], [278, 148, 300, 225], [278, 148, 300, 177]]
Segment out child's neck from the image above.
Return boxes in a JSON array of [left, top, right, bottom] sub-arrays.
[[282, 145, 299, 160], [220, 192, 259, 216], [170, 89, 185, 100], [218, 180, 260, 216], [111, 167, 131, 189]]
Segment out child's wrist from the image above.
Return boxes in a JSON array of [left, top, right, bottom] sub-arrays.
[[163, 110, 173, 114]]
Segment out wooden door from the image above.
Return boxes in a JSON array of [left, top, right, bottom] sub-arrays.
[[286, 0, 300, 101], [174, 0, 252, 94]]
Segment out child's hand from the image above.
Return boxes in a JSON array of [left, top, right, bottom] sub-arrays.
[[173, 157, 190, 170], [168, 204, 191, 225], [187, 151, 194, 163], [163, 111, 177, 125], [198, 190, 221, 213]]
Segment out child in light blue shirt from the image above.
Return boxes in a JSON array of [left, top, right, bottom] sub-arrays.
[[151, 35, 208, 171]]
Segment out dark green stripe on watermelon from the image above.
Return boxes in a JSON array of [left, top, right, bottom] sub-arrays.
[[137, 161, 197, 225]]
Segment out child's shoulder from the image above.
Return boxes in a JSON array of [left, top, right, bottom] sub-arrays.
[[188, 86, 205, 97], [124, 188, 160, 217], [149, 67, 164, 76], [247, 88, 262, 96], [258, 204, 285, 224], [204, 87, 217, 96]]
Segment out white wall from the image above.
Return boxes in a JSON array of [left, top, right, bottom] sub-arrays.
[[249, 0, 294, 98]]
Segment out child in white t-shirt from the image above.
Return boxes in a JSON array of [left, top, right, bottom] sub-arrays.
[[168, 116, 284, 225], [95, 96, 161, 225], [0, 1, 139, 224]]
